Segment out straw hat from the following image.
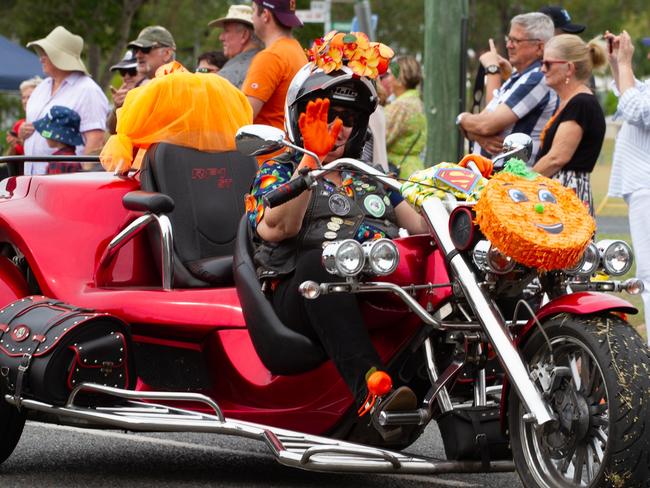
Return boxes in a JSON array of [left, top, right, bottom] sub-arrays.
[[208, 5, 254, 28], [27, 26, 88, 75]]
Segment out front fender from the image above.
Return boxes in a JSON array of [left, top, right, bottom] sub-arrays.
[[519, 291, 636, 341], [499, 291, 636, 432], [0, 256, 29, 307]]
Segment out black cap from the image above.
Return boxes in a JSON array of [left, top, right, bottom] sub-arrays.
[[539, 6, 585, 34]]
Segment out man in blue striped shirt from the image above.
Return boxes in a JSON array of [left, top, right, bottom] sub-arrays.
[[457, 13, 558, 163]]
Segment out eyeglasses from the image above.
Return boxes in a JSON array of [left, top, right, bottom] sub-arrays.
[[505, 36, 540, 46], [542, 59, 569, 70], [328, 108, 358, 127], [118, 68, 138, 77], [132, 45, 164, 54]]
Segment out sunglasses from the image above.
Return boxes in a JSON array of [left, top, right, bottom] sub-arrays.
[[328, 108, 358, 127], [132, 45, 164, 54], [118, 68, 138, 77], [542, 59, 569, 70]]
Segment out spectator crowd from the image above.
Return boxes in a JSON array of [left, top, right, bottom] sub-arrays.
[[3, 3, 649, 342]]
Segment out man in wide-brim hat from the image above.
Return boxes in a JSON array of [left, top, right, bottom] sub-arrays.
[[208, 4, 262, 88], [21, 26, 109, 174]]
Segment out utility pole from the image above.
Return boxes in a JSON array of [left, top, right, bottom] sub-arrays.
[[354, 0, 375, 40], [423, 0, 468, 164]]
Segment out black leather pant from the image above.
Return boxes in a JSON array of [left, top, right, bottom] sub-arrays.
[[271, 249, 382, 404]]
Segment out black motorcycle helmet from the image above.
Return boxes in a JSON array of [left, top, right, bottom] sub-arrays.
[[284, 64, 378, 159]]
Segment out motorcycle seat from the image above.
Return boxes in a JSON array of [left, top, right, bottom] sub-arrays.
[[233, 216, 326, 375], [139, 143, 258, 288]]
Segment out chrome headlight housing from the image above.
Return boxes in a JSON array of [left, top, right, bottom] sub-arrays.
[[597, 239, 633, 276], [322, 239, 365, 277], [362, 238, 400, 276], [472, 240, 515, 274], [565, 242, 600, 276]]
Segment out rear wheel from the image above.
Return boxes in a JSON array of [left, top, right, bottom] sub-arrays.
[[509, 314, 650, 487], [0, 397, 25, 465]]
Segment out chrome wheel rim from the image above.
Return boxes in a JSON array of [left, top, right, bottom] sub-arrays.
[[519, 336, 609, 487]]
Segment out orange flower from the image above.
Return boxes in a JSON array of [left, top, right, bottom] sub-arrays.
[[244, 194, 256, 213], [255, 204, 265, 224], [259, 174, 278, 189], [306, 30, 394, 80]]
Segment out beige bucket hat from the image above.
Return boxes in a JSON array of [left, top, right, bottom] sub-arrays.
[[27, 26, 88, 75], [208, 4, 254, 28]]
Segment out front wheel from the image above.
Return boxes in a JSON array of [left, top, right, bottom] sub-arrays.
[[509, 314, 650, 488]]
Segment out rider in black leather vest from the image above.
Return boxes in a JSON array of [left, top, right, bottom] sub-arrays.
[[253, 153, 400, 279]]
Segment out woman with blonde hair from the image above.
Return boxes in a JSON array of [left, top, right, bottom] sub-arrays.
[[533, 34, 607, 215], [384, 55, 427, 179]]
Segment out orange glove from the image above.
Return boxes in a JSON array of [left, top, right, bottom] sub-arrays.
[[458, 154, 494, 178], [298, 98, 343, 162]]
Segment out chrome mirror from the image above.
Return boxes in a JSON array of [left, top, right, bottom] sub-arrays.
[[235, 124, 287, 156], [492, 132, 533, 170]]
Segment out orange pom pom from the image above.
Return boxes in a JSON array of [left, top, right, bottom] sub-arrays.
[[367, 370, 392, 396]]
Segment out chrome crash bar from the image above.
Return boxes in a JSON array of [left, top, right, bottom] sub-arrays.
[[5, 383, 515, 475]]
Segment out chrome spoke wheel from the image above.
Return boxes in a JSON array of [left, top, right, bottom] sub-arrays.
[[508, 314, 650, 488], [522, 336, 608, 486]]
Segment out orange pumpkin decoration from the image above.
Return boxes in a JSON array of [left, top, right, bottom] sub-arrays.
[[474, 170, 595, 270]]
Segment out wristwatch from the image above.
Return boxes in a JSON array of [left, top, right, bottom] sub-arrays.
[[485, 64, 500, 75]]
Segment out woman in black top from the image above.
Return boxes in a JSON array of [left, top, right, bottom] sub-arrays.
[[534, 34, 607, 215]]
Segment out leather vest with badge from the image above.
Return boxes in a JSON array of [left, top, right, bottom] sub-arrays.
[[254, 172, 400, 279]]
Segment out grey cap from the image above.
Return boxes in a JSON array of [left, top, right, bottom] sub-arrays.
[[110, 50, 138, 71], [128, 26, 176, 49]]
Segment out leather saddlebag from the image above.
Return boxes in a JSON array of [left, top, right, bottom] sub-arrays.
[[0, 296, 134, 406]]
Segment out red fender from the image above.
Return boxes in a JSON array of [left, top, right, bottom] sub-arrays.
[[517, 291, 637, 341], [499, 291, 637, 431], [0, 256, 29, 306]]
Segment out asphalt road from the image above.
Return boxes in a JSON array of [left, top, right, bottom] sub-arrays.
[[0, 421, 523, 488]]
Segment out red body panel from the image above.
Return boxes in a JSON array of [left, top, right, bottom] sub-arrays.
[[0, 173, 444, 434]]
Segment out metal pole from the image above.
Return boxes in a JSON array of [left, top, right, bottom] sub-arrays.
[[424, 0, 468, 165], [354, 0, 375, 40]]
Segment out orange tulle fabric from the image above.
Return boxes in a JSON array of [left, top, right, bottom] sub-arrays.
[[100, 64, 253, 172]]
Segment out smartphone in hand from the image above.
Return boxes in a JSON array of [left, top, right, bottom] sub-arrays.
[[607, 37, 613, 54]]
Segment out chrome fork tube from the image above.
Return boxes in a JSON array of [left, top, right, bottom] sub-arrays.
[[421, 198, 553, 425]]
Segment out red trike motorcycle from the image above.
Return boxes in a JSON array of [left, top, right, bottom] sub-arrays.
[[0, 129, 647, 488]]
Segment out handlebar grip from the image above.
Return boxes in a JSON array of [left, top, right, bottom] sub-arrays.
[[263, 176, 310, 208]]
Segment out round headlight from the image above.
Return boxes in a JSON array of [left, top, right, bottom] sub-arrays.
[[597, 239, 633, 276], [472, 240, 515, 274], [322, 239, 365, 277], [566, 242, 599, 276], [362, 238, 400, 276]]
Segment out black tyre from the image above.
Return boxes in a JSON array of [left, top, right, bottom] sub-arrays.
[[0, 398, 25, 465], [509, 314, 650, 487]]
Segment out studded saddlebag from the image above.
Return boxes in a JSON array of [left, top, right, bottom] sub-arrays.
[[0, 296, 134, 406]]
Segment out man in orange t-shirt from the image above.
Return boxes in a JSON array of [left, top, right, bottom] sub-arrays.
[[243, 0, 307, 130]]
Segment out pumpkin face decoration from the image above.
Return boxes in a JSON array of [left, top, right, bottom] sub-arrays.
[[474, 171, 595, 270]]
